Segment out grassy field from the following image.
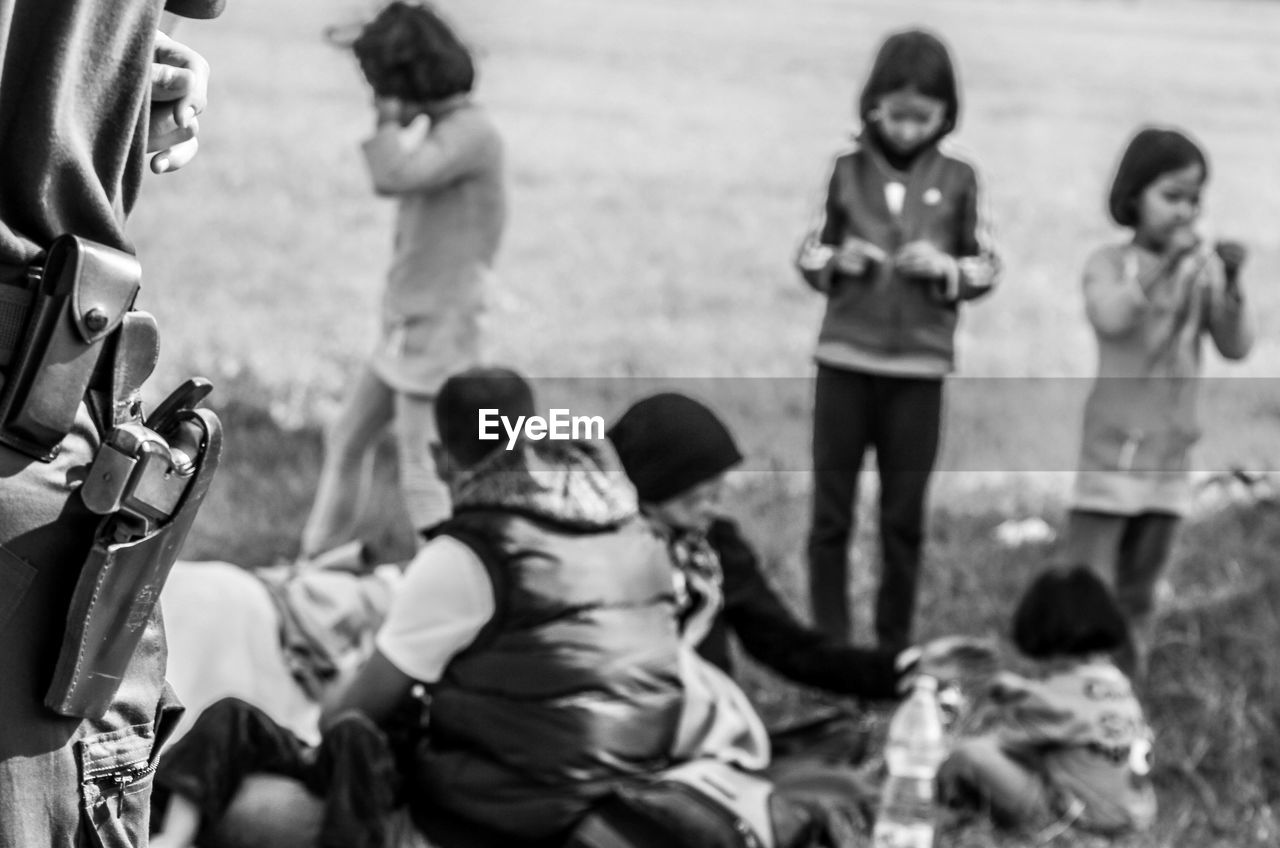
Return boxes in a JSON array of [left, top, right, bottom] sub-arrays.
[[130, 0, 1280, 844], [134, 0, 1280, 492]]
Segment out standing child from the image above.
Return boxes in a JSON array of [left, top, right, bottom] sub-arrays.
[[302, 1, 506, 557], [1067, 127, 1253, 676], [938, 565, 1157, 837], [795, 29, 999, 648]]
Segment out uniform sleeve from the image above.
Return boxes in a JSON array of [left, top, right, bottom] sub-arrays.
[[362, 109, 501, 196], [710, 520, 900, 699], [1202, 256, 1254, 361], [1083, 246, 1149, 337], [164, 0, 225, 18], [944, 165, 1000, 302], [794, 161, 846, 292], [374, 536, 495, 683]]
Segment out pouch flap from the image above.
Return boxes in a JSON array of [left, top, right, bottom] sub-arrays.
[[49, 236, 141, 344]]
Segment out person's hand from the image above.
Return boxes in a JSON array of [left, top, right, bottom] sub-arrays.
[[834, 237, 887, 277], [678, 568, 723, 649], [1163, 227, 1202, 262], [1214, 239, 1248, 284], [374, 96, 405, 127], [147, 31, 210, 174], [986, 670, 1029, 703], [374, 97, 431, 129], [913, 635, 1000, 689], [894, 240, 956, 280]]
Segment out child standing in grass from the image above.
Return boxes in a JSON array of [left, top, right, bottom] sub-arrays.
[[302, 1, 506, 557], [1067, 127, 1254, 676], [795, 29, 999, 649], [938, 565, 1157, 837]]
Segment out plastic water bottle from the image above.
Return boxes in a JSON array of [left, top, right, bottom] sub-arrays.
[[872, 675, 948, 848]]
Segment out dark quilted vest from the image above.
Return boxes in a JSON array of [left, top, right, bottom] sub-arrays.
[[413, 509, 684, 838]]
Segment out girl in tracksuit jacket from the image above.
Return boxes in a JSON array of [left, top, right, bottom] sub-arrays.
[[795, 29, 999, 649]]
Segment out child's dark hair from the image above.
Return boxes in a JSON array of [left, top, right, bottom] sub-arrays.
[[1108, 126, 1209, 227], [353, 1, 475, 102], [858, 29, 960, 135], [1012, 565, 1129, 660], [435, 367, 535, 468]]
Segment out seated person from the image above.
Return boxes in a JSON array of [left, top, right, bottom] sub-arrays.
[[607, 392, 996, 760], [152, 367, 685, 848], [938, 565, 1156, 836]]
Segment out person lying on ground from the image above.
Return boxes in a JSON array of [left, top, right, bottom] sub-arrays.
[[159, 546, 399, 747]]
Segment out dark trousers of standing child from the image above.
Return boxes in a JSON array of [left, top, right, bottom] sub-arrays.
[[807, 364, 942, 650], [1066, 509, 1180, 675], [154, 697, 400, 848]]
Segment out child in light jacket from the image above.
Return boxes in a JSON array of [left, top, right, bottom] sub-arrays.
[[795, 29, 1000, 649], [1067, 126, 1254, 676]]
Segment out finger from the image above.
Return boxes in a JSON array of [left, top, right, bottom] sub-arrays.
[[151, 63, 205, 114], [147, 115, 197, 155], [151, 135, 200, 174], [148, 101, 198, 148], [862, 243, 888, 262], [152, 30, 209, 79], [150, 66, 206, 135], [151, 36, 210, 116]]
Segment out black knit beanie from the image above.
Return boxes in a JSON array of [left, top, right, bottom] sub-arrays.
[[607, 393, 744, 504], [1107, 127, 1208, 227]]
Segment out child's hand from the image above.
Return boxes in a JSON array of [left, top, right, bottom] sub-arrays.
[[835, 237, 887, 277], [913, 635, 1000, 690], [894, 241, 956, 280], [374, 96, 405, 127], [987, 670, 1029, 703], [1164, 227, 1202, 262], [1214, 240, 1248, 283]]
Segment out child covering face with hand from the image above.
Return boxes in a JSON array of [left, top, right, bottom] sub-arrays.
[[302, 1, 507, 558]]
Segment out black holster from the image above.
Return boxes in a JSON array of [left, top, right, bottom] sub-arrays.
[[2, 235, 228, 719], [46, 404, 223, 719]]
